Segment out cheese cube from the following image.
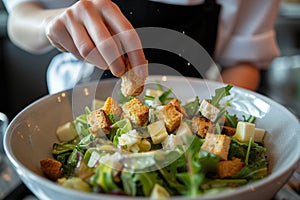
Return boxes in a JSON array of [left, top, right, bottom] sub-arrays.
[[199, 99, 220, 122], [254, 128, 265, 143], [56, 122, 78, 142], [234, 122, 255, 142], [162, 134, 183, 150], [176, 121, 192, 138], [147, 120, 168, 144]]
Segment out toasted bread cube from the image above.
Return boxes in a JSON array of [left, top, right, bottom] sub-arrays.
[[201, 133, 231, 160], [122, 98, 149, 126], [199, 99, 220, 122], [192, 117, 215, 138], [169, 98, 188, 118], [102, 97, 122, 116], [121, 58, 147, 97], [87, 109, 111, 136], [40, 158, 63, 181], [221, 126, 236, 136], [160, 102, 183, 132], [217, 158, 245, 178]]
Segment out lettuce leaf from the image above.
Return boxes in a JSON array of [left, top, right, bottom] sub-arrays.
[[211, 85, 233, 107]]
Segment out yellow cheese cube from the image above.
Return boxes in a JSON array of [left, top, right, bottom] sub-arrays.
[[56, 122, 78, 142], [147, 120, 168, 144], [254, 128, 265, 143], [234, 122, 255, 142]]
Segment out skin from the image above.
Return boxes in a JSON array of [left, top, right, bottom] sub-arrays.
[[7, 0, 148, 78], [7, 0, 259, 90], [220, 63, 260, 91]]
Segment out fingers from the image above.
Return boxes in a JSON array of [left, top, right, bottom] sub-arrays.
[[81, 1, 125, 76], [46, 0, 147, 78], [63, 6, 108, 69], [99, 2, 148, 78]]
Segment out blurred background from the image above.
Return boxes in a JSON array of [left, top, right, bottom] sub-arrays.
[[0, 0, 300, 121]]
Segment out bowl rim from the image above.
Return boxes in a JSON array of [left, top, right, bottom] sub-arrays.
[[4, 75, 300, 199]]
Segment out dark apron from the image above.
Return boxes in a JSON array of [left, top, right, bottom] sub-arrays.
[[101, 0, 221, 78]]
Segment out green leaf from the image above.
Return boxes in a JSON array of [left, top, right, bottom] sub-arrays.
[[183, 96, 200, 117], [107, 113, 119, 124], [159, 89, 173, 105], [225, 112, 239, 128], [243, 115, 256, 123], [121, 171, 137, 196], [52, 143, 76, 155], [133, 172, 158, 196], [94, 162, 119, 192], [211, 85, 233, 107], [232, 159, 268, 180]]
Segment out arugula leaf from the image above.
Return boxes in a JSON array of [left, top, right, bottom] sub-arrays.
[[183, 96, 200, 117], [232, 159, 268, 180], [133, 172, 158, 196], [225, 112, 239, 128], [73, 113, 90, 139], [121, 170, 159, 196], [107, 113, 119, 124], [229, 137, 267, 163], [211, 85, 233, 107], [159, 89, 173, 105], [173, 136, 219, 197], [52, 143, 78, 177], [243, 115, 256, 123], [91, 162, 120, 192]]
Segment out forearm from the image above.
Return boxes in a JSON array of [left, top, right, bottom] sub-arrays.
[[7, 2, 64, 54], [220, 63, 260, 91]]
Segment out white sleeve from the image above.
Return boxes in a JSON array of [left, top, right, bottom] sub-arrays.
[[2, 0, 39, 12], [2, 0, 77, 12], [215, 0, 281, 68]]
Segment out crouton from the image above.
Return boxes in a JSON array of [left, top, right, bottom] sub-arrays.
[[201, 133, 231, 160], [122, 98, 149, 126], [87, 109, 111, 136], [101, 97, 122, 116], [121, 58, 147, 97], [40, 158, 63, 181], [221, 126, 236, 136], [191, 117, 215, 138], [160, 102, 183, 133], [169, 98, 188, 117], [217, 158, 245, 178]]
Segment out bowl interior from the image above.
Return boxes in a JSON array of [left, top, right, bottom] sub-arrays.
[[4, 76, 300, 199]]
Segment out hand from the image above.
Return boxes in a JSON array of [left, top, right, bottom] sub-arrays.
[[45, 0, 147, 77], [220, 63, 260, 91]]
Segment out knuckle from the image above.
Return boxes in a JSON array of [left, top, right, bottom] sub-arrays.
[[78, 43, 95, 58]]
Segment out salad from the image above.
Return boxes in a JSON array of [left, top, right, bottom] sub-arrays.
[[40, 83, 268, 198]]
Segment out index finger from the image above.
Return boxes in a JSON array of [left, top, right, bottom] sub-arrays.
[[99, 2, 148, 78]]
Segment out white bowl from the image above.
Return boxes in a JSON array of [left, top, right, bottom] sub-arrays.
[[4, 76, 300, 200]]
